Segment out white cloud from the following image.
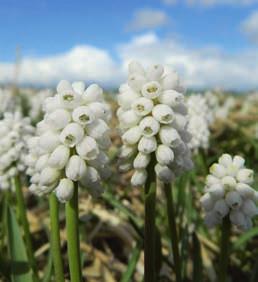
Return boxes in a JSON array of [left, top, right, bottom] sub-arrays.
[[241, 10, 258, 43], [126, 9, 169, 31], [163, 0, 258, 6], [1, 33, 258, 90], [0, 45, 122, 86]]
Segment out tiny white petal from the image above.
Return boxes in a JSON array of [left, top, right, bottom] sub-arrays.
[[55, 178, 74, 203], [139, 116, 160, 137], [131, 169, 147, 186], [65, 155, 87, 181], [60, 123, 84, 147], [138, 136, 157, 154], [141, 81, 161, 99]]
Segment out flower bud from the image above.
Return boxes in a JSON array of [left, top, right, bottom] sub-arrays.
[[161, 71, 180, 90], [200, 193, 214, 211], [232, 155, 245, 169], [131, 169, 147, 186], [146, 64, 164, 81], [118, 90, 140, 110], [133, 152, 150, 169], [214, 199, 229, 218], [206, 175, 220, 186], [242, 199, 258, 218], [141, 81, 161, 99], [128, 74, 146, 91], [72, 106, 95, 125], [35, 154, 49, 171], [209, 164, 226, 178], [221, 176, 237, 190], [83, 84, 104, 103], [138, 136, 157, 154], [156, 145, 174, 165], [86, 119, 109, 139], [155, 164, 174, 183], [158, 90, 184, 107], [57, 81, 80, 108], [132, 97, 153, 116], [55, 178, 74, 203], [120, 145, 137, 159], [65, 155, 87, 181], [87, 102, 108, 120], [48, 145, 70, 169], [139, 116, 160, 137], [119, 110, 141, 129], [39, 131, 60, 153], [60, 123, 84, 147], [79, 166, 100, 186], [46, 109, 71, 129], [225, 191, 242, 209], [152, 104, 174, 124], [206, 184, 224, 199], [236, 183, 255, 198], [237, 169, 254, 184], [218, 154, 232, 167], [229, 210, 246, 229], [40, 167, 60, 186], [122, 126, 142, 145], [76, 136, 99, 160], [159, 126, 181, 147]]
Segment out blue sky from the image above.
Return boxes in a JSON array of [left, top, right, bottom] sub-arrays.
[[1, 0, 258, 89]]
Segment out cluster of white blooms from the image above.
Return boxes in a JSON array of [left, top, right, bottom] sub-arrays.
[[0, 112, 34, 190], [26, 80, 112, 202], [27, 89, 53, 122], [117, 61, 193, 186], [201, 154, 258, 231], [187, 94, 212, 152]]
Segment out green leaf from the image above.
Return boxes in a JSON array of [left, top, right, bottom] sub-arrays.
[[192, 233, 203, 282], [232, 227, 258, 251], [120, 241, 142, 282], [7, 205, 34, 282]]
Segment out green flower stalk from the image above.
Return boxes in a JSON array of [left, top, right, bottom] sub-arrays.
[[49, 193, 65, 282]]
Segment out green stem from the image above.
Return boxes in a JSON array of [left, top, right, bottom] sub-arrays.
[[65, 181, 82, 282], [144, 154, 157, 282], [164, 184, 182, 282], [49, 193, 65, 282], [218, 216, 231, 282], [12, 175, 39, 282]]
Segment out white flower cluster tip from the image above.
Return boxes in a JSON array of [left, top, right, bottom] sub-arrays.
[[26, 80, 112, 202], [117, 61, 193, 186], [201, 154, 258, 231], [187, 94, 212, 152], [0, 112, 34, 190]]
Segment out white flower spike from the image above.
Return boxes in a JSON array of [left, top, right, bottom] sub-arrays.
[[0, 112, 34, 190], [26, 80, 111, 202], [117, 61, 192, 185], [201, 154, 258, 231]]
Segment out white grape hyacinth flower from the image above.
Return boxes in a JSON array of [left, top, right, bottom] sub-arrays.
[[26, 80, 112, 202], [187, 94, 212, 153], [201, 154, 258, 231], [117, 61, 193, 185], [0, 112, 34, 190]]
